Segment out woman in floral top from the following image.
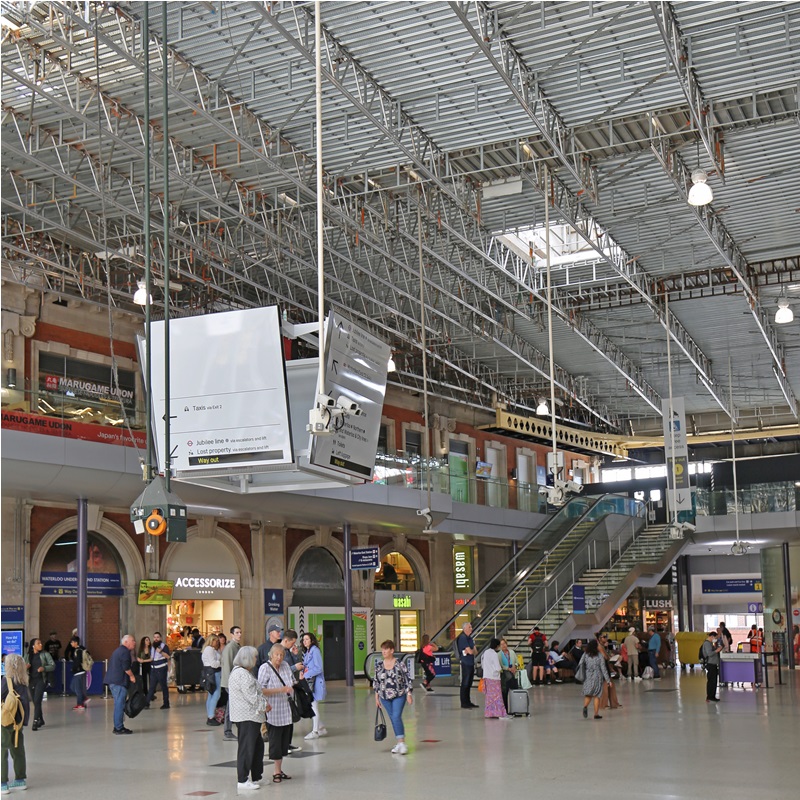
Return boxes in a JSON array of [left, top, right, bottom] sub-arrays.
[[373, 639, 413, 755]]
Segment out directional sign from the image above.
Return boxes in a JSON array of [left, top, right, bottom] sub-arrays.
[[147, 307, 293, 475], [662, 397, 692, 513], [350, 546, 381, 570], [310, 312, 390, 481], [748, 603, 764, 614]]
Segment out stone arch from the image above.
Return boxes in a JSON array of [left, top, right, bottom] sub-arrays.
[[158, 524, 253, 588], [286, 536, 344, 586], [377, 541, 430, 593], [30, 514, 144, 587]]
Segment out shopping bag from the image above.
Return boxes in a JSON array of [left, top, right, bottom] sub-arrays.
[[478, 677, 486, 693], [374, 706, 387, 741]]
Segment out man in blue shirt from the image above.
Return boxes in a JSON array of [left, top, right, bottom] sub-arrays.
[[647, 626, 662, 679], [456, 622, 478, 709], [104, 634, 137, 734]]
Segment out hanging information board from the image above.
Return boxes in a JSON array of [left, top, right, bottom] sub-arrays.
[[309, 312, 390, 481], [146, 307, 293, 475]]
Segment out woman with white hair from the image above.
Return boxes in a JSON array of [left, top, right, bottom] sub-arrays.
[[228, 646, 270, 792], [257, 644, 297, 783], [2, 653, 30, 792]]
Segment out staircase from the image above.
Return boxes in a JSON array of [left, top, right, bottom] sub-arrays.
[[433, 493, 647, 657], [515, 521, 691, 649]]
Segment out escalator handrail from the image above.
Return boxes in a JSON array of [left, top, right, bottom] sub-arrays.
[[540, 525, 672, 636], [432, 494, 643, 650], [476, 505, 647, 644]]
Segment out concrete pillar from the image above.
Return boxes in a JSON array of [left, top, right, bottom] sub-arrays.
[[427, 534, 456, 638]]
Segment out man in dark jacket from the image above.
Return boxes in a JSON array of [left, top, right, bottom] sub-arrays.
[[104, 634, 136, 734], [69, 635, 88, 710]]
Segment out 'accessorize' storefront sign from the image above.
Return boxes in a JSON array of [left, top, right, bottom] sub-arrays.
[[167, 571, 240, 599]]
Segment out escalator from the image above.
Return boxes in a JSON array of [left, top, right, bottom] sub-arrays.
[[432, 493, 646, 658]]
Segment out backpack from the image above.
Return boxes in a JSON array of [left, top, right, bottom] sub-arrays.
[[82, 649, 94, 672], [2, 677, 24, 746], [698, 644, 708, 668], [532, 635, 545, 654]]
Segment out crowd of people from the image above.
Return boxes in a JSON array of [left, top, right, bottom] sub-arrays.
[[3, 618, 790, 793]]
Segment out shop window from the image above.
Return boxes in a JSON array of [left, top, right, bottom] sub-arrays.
[[375, 552, 417, 592], [37, 352, 138, 427]]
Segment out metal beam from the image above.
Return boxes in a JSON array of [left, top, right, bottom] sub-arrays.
[[649, 1, 724, 180], [450, 1, 598, 201]]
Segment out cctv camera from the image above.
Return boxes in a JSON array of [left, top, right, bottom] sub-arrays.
[[317, 394, 336, 407], [679, 521, 696, 534], [417, 508, 431, 517]]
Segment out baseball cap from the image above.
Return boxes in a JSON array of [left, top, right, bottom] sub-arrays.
[[267, 624, 282, 635], [628, 627, 636, 633]]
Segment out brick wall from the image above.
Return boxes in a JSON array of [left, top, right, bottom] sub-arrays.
[[38, 596, 120, 662]]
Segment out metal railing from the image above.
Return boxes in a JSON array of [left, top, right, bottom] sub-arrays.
[[480, 506, 648, 650], [532, 521, 681, 640], [431, 494, 645, 654]]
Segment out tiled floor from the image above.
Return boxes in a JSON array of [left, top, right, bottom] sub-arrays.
[[11, 668, 798, 798]]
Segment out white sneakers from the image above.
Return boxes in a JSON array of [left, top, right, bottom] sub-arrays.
[[237, 779, 261, 792], [317, 727, 328, 736], [304, 731, 319, 740], [391, 742, 408, 754]]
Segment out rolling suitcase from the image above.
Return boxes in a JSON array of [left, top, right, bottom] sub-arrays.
[[508, 688, 530, 717]]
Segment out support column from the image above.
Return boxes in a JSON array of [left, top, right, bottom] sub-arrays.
[[343, 522, 353, 687], [76, 498, 88, 644], [676, 556, 685, 632], [782, 543, 795, 670], [685, 555, 694, 632]]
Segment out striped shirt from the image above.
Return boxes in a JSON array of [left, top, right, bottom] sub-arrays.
[[258, 660, 294, 727]]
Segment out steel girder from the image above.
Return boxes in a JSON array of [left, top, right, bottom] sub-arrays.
[[445, 1, 732, 416], [2, 2, 612, 424], [252, 0, 660, 424], [650, 137, 797, 416], [649, 1, 725, 181], [556, 258, 800, 312], [450, 1, 598, 201]]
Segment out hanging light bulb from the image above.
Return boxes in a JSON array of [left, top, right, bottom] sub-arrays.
[[775, 294, 794, 325], [687, 169, 713, 206], [536, 397, 549, 415], [133, 281, 151, 306], [387, 353, 397, 372]]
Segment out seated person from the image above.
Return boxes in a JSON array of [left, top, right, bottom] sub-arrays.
[[544, 640, 568, 683]]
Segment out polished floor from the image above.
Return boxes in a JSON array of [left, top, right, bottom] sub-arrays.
[[9, 668, 798, 798]]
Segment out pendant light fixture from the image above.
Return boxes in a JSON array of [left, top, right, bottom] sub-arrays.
[[687, 169, 713, 206], [775, 290, 794, 325]]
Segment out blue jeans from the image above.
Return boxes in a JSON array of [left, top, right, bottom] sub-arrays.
[[380, 696, 406, 739], [205, 671, 221, 718], [71, 672, 86, 706], [109, 683, 127, 730], [648, 650, 660, 678]]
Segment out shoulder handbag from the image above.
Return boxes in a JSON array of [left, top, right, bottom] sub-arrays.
[[269, 663, 302, 723], [574, 658, 586, 684], [374, 706, 387, 741]]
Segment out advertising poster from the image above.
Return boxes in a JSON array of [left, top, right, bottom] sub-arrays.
[[138, 580, 175, 605]]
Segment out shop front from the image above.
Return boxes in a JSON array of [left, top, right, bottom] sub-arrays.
[[606, 588, 675, 634], [165, 571, 241, 648], [374, 591, 425, 653]]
